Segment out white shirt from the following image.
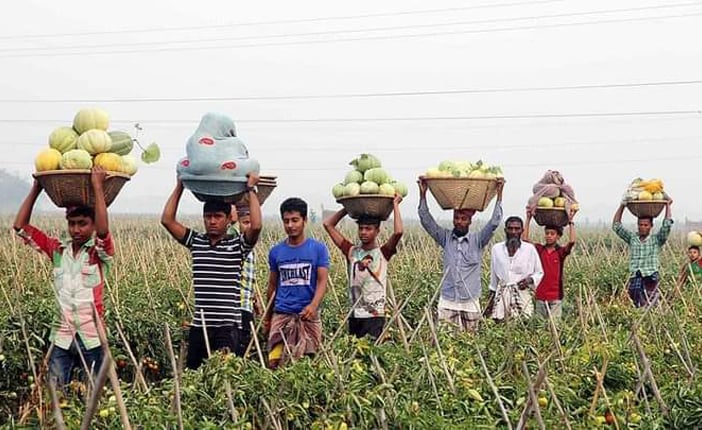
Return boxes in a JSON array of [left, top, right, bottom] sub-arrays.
[[489, 241, 544, 292]]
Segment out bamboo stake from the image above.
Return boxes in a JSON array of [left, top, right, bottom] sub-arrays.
[[164, 324, 184, 430]]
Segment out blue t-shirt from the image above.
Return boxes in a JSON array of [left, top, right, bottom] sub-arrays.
[[268, 238, 330, 314]]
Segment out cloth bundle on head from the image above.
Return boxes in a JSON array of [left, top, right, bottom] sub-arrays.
[[526, 170, 578, 215], [176, 112, 260, 179]]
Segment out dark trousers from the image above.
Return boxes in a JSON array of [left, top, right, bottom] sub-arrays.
[[186, 325, 236, 369], [233, 311, 254, 357], [348, 316, 385, 340], [49, 337, 103, 387]]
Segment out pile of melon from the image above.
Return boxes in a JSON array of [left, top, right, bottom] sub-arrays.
[[331, 153, 408, 199], [34, 108, 160, 176]]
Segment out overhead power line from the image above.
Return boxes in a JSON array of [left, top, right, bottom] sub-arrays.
[[1, 11, 700, 58], [0, 0, 566, 41], [1, 3, 697, 53], [0, 110, 699, 124], [0, 79, 700, 103]]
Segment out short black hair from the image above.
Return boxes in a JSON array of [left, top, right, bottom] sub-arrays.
[[689, 245, 700, 252], [638, 216, 654, 224], [505, 216, 523, 228], [66, 206, 95, 221], [357, 216, 381, 228], [203, 200, 232, 216], [235, 204, 250, 217], [280, 197, 307, 219], [544, 225, 564, 236]]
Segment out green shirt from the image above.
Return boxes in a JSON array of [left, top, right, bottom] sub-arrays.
[[612, 218, 673, 276]]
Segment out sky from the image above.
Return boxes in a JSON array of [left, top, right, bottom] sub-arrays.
[[1, 0, 701, 224]]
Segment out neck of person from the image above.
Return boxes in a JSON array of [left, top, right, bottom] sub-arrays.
[[208, 232, 226, 245], [287, 234, 306, 246], [361, 241, 378, 251]]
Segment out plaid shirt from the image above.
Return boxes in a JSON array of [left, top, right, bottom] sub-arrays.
[[16, 225, 114, 350], [229, 223, 256, 315], [613, 218, 673, 276]]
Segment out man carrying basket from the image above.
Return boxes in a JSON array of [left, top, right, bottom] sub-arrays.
[[417, 178, 504, 332], [612, 199, 673, 308]]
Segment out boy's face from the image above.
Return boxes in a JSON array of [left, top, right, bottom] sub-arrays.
[[688, 248, 700, 262], [282, 210, 306, 239], [637, 218, 652, 237], [544, 229, 561, 246], [357, 224, 379, 245], [67, 215, 95, 246], [238, 215, 251, 234], [203, 211, 230, 237]]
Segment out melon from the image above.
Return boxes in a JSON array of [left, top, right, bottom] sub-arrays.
[[60, 149, 93, 170], [35, 148, 62, 172], [120, 155, 138, 176], [537, 197, 554, 208], [48, 127, 79, 153], [107, 131, 134, 156], [94, 153, 123, 172], [73, 108, 110, 134], [77, 130, 112, 155]]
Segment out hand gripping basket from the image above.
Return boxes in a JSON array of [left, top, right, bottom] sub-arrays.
[[533, 207, 569, 227], [33, 170, 130, 208], [626, 200, 667, 218], [231, 175, 278, 206], [421, 177, 499, 211], [336, 195, 394, 221]]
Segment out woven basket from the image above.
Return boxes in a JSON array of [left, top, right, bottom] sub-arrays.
[[336, 195, 395, 221], [533, 207, 569, 227], [181, 173, 248, 203], [422, 176, 499, 211], [33, 170, 130, 208], [230, 182, 277, 206], [626, 200, 667, 218]]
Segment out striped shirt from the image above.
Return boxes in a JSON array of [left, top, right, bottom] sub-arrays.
[[181, 229, 252, 328]]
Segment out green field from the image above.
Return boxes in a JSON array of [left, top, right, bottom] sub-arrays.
[[1, 216, 701, 429]]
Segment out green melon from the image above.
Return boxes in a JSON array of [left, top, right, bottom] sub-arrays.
[[108, 131, 134, 156]]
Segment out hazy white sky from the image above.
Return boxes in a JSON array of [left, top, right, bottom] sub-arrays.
[[1, 0, 701, 223]]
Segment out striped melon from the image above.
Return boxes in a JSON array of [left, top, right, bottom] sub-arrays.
[[108, 131, 134, 156]]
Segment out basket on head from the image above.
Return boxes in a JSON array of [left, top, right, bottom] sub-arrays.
[[336, 195, 394, 221], [626, 200, 667, 219], [421, 176, 499, 211], [33, 170, 130, 208], [533, 207, 569, 227], [180, 174, 248, 203], [231, 176, 278, 206]]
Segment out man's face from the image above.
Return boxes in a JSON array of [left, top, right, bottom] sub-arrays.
[[282, 211, 306, 239], [358, 224, 379, 245], [544, 229, 560, 246], [505, 220, 523, 240], [688, 248, 700, 262], [238, 215, 251, 234], [203, 211, 230, 237], [67, 215, 95, 246], [453, 209, 474, 235], [637, 218, 653, 237]]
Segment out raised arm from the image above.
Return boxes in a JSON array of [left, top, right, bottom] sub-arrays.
[[322, 208, 350, 251], [91, 167, 109, 239], [612, 203, 632, 242], [244, 174, 262, 246], [160, 179, 188, 242], [656, 199, 674, 245], [383, 194, 404, 255], [417, 179, 446, 247], [13, 180, 42, 232], [567, 219, 576, 246], [522, 211, 532, 242], [479, 180, 504, 247]]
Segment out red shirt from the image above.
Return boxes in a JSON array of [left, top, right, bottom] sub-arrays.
[[534, 242, 573, 301]]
